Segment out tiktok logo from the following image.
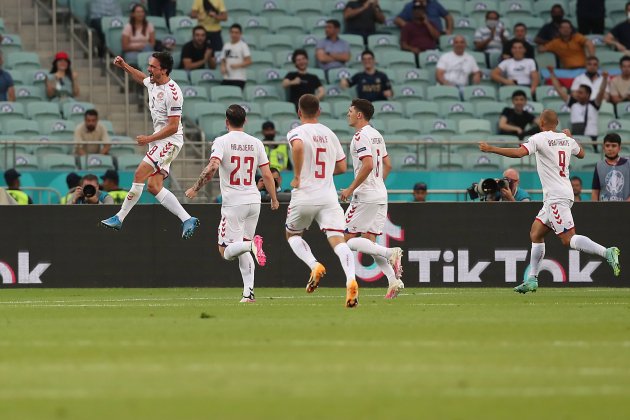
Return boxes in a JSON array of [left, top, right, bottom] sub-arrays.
[[355, 215, 404, 282]]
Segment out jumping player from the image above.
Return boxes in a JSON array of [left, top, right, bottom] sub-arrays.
[[185, 105, 279, 302], [101, 52, 199, 238], [285, 94, 359, 308], [340, 99, 404, 299], [479, 109, 621, 293]]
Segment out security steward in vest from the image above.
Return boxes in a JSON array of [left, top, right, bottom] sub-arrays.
[[100, 169, 128, 204], [262, 121, 292, 171], [3, 168, 33, 204]]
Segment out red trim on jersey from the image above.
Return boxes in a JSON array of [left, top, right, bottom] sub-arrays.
[[358, 155, 370, 160], [383, 154, 388, 158], [534, 217, 546, 226], [258, 162, 270, 168], [336, 156, 347, 162], [289, 137, 302, 144], [210, 156, 222, 162], [321, 228, 345, 233], [520, 144, 530, 153]]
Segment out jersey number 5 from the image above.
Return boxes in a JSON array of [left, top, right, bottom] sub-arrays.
[[315, 147, 326, 179], [230, 156, 254, 185], [558, 151, 566, 177]]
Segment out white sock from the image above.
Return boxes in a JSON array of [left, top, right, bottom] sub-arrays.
[[224, 241, 252, 261], [287, 235, 318, 270], [334, 242, 356, 286], [374, 255, 397, 286], [570, 235, 606, 258], [529, 242, 545, 277], [116, 182, 144, 221], [155, 188, 191, 222], [346, 237, 393, 258], [238, 253, 254, 296]]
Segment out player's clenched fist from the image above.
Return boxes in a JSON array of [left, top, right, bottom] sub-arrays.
[[136, 135, 150, 145], [478, 142, 491, 152], [113, 56, 126, 68], [185, 188, 197, 199], [270, 199, 279, 210], [290, 177, 300, 189]]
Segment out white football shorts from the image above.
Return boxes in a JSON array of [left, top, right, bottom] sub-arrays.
[[143, 138, 180, 178], [218, 203, 261, 246], [344, 201, 387, 235], [535, 199, 575, 235], [285, 202, 345, 234]]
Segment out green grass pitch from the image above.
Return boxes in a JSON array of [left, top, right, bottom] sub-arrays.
[[1, 287, 630, 419]]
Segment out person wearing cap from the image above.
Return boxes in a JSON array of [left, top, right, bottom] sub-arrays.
[[412, 182, 427, 202], [101, 169, 128, 204], [180, 25, 216, 70], [46, 51, 79, 101], [74, 109, 111, 156], [3, 169, 33, 205], [60, 172, 82, 204], [68, 174, 114, 205], [262, 121, 291, 171]]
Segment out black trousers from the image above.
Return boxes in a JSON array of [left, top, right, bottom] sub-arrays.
[[148, 0, 176, 30], [577, 16, 605, 35]]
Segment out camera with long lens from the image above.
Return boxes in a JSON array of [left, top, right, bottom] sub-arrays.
[[467, 178, 511, 201], [82, 184, 96, 198]]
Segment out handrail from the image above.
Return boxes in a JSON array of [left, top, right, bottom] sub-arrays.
[[20, 187, 62, 205], [33, 0, 56, 52], [68, 18, 94, 103]]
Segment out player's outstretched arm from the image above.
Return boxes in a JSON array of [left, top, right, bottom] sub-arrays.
[[260, 164, 280, 210], [340, 156, 372, 201], [479, 142, 528, 158], [290, 139, 304, 189], [382, 154, 392, 180], [113, 56, 148, 85], [185, 158, 220, 199]]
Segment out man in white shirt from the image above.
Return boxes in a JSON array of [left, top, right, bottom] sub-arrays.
[[340, 99, 404, 299], [101, 52, 199, 239], [285, 94, 359, 308], [185, 105, 279, 302], [570, 56, 603, 100], [435, 35, 481, 87], [479, 109, 620, 294], [490, 40, 539, 98], [220, 24, 251, 89]]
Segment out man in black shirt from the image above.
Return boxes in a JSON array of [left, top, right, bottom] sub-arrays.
[[180, 25, 216, 70], [340, 50, 392, 102], [498, 90, 540, 139], [502, 23, 535, 60], [576, 0, 605, 35], [605, 2, 630, 53], [343, 0, 386, 43], [281, 49, 325, 109], [534, 4, 566, 45]]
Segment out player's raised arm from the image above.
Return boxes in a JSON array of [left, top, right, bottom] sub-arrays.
[[186, 157, 220, 199], [382, 154, 392, 180], [113, 55, 148, 85], [479, 141, 529, 158]]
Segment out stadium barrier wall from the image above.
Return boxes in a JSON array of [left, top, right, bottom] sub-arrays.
[[0, 203, 627, 288]]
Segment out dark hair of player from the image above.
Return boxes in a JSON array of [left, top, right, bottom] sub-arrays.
[[298, 94, 320, 118], [351, 98, 374, 121], [151, 52, 173, 75], [226, 104, 246, 128]]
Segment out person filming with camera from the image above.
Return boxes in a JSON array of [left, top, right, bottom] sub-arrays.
[[497, 168, 530, 201], [68, 174, 114, 205]]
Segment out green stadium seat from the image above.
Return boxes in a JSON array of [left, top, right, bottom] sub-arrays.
[[0, 17, 4, 31], [277, 119, 302, 135], [512, 16, 543, 33], [229, 0, 261, 19], [439, 34, 473, 52], [291, 1, 325, 19], [3, 119, 40, 136], [451, 16, 478, 38], [258, 34, 295, 56], [210, 85, 243, 102], [599, 102, 616, 121], [175, 0, 195, 15], [533, 0, 569, 18], [342, 34, 365, 49], [471, 51, 488, 69], [30, 135, 70, 155], [388, 149, 426, 171], [265, 101, 297, 121], [462, 85, 498, 102], [369, 119, 385, 133], [242, 118, 266, 138], [38, 153, 77, 170], [109, 136, 137, 157], [427, 85, 459, 102], [322, 84, 352, 106], [367, 34, 400, 54], [81, 153, 115, 170], [0, 102, 26, 123], [437, 153, 465, 170], [331, 102, 351, 119], [203, 119, 229, 139], [328, 67, 356, 84], [405, 101, 439, 119], [499, 85, 532, 103], [616, 102, 630, 119], [294, 33, 320, 58], [422, 118, 458, 136], [346, 46, 366, 69], [441, 0, 466, 19], [464, 151, 505, 170], [116, 154, 144, 171], [499, 0, 533, 18], [191, 102, 226, 124], [318, 118, 353, 137], [450, 134, 484, 152], [7, 69, 25, 85], [100, 119, 115, 135], [169, 16, 198, 45], [14, 153, 39, 170], [464, 0, 499, 19], [27, 102, 62, 120], [101, 16, 126, 57], [459, 119, 493, 135], [395, 68, 431, 90], [259, 0, 290, 18], [62, 102, 97, 124], [249, 50, 275, 75], [573, 152, 602, 171], [5, 52, 41, 72], [536, 85, 565, 103], [0, 141, 31, 167], [147, 16, 171, 41], [309, 68, 327, 84], [608, 1, 627, 24], [14, 85, 46, 104], [475, 101, 506, 124], [586, 34, 606, 50], [392, 85, 424, 105], [190, 69, 223, 88], [305, 16, 330, 37], [385, 119, 421, 136], [256, 68, 284, 86], [440, 101, 475, 123], [380, 50, 416, 70], [238, 16, 272, 38], [169, 69, 190, 85], [599, 119, 630, 137], [39, 119, 76, 138], [24, 69, 49, 89], [372, 101, 404, 121], [319, 101, 333, 119], [237, 102, 264, 119], [246, 84, 282, 104], [0, 34, 23, 54], [271, 16, 305, 37], [597, 50, 624, 68], [180, 85, 210, 115], [70, 0, 93, 22], [535, 52, 557, 70], [275, 50, 297, 71], [136, 51, 157, 69]]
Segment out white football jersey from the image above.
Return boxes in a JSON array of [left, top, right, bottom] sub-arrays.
[[522, 131, 581, 202], [350, 125, 388, 204], [143, 77, 184, 148], [210, 131, 269, 206], [287, 122, 346, 205]]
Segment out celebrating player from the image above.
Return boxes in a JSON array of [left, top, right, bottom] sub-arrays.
[[101, 52, 199, 238], [185, 105, 279, 303], [340, 99, 404, 299], [285, 94, 359, 308], [479, 109, 621, 293]]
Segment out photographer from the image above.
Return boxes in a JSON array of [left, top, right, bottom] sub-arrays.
[[496, 168, 531, 201], [68, 174, 114, 205], [467, 168, 530, 202]]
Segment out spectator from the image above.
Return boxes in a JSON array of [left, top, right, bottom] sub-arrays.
[[340, 50, 393, 102], [400, 6, 440, 57], [191, 0, 227, 52], [148, 0, 176, 30], [412, 182, 427, 202], [220, 24, 251, 90], [496, 168, 531, 202], [576, 0, 605, 35], [122, 4, 156, 65], [100, 169, 128, 204], [262, 121, 292, 171], [502, 23, 535, 60], [282, 49, 325, 110], [316, 20, 351, 72], [0, 50, 15, 102], [491, 41, 539, 98], [474, 11, 509, 54], [547, 66, 608, 149], [394, 0, 453, 35], [539, 20, 594, 69], [3, 169, 32, 205], [592, 133, 630, 201], [343, 0, 386, 43], [68, 174, 114, 205], [435, 35, 481, 87], [571, 176, 583, 201], [605, 2, 630, 53], [60, 172, 81, 205], [0, 187, 17, 205], [73, 109, 111, 156], [87, 0, 122, 58], [498, 90, 540, 140], [46, 51, 79, 102], [571, 56, 603, 101], [609, 56, 630, 105], [180, 25, 216, 70], [534, 4, 567, 45]]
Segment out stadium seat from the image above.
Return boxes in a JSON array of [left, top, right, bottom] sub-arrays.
[[599, 102, 616, 121], [238, 16, 272, 38], [499, 86, 532, 103], [100, 119, 115, 135], [450, 134, 484, 152], [246, 84, 282, 104], [210, 85, 243, 103], [405, 101, 439, 119], [24, 69, 49, 89], [395, 68, 431, 90], [597, 50, 624, 68], [470, 51, 488, 69], [109, 136, 137, 157], [237, 102, 264, 119], [0, 34, 23, 54], [271, 16, 305, 37], [304, 16, 329, 38], [451, 16, 477, 38], [179, 85, 209, 114], [608, 1, 628, 24], [464, 151, 505, 170], [14, 153, 39, 170], [328, 67, 356, 84], [440, 101, 475, 123], [243, 118, 266, 138], [573, 152, 601, 171], [380, 50, 416, 70], [372, 101, 404, 121], [116, 154, 145, 171], [331, 102, 351, 119], [175, 0, 195, 15], [14, 85, 46, 104], [27, 102, 62, 120], [147, 16, 170, 41], [258, 0, 290, 18], [317, 101, 333, 119], [168, 16, 198, 45], [229, 0, 261, 20], [462, 85, 497, 103], [39, 119, 76, 138], [599, 119, 630, 137], [29, 135, 70, 155], [523, 101, 544, 116], [201, 119, 227, 139], [325, 0, 349, 21], [464, 0, 499, 19], [341, 34, 365, 49], [436, 152, 464, 170], [426, 85, 460, 102], [0, 102, 26, 123], [535, 52, 557, 70], [499, 0, 533, 18], [616, 102, 630, 120], [5, 52, 41, 72], [422, 118, 458, 136], [536, 85, 565, 103], [101, 16, 126, 57], [62, 102, 97, 124], [318, 118, 353, 137], [474, 101, 506, 125], [258, 34, 295, 56], [38, 153, 77, 170], [367, 34, 400, 54], [169, 69, 190, 85], [191, 102, 227, 124], [248, 51, 275, 74], [69, 0, 92, 22], [439, 34, 473, 52], [388, 149, 426, 171], [265, 101, 297, 121], [190, 69, 222, 88], [391, 85, 424, 105], [586, 34, 606, 50], [255, 68, 284, 86], [459, 119, 493, 135], [533, 0, 569, 18], [7, 69, 24, 85], [323, 84, 353, 106], [385, 119, 422, 136], [2, 119, 40, 136], [441, 0, 466, 19], [81, 154, 115, 171]]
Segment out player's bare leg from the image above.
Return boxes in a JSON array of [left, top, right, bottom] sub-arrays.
[[286, 231, 326, 293], [219, 245, 257, 303]]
